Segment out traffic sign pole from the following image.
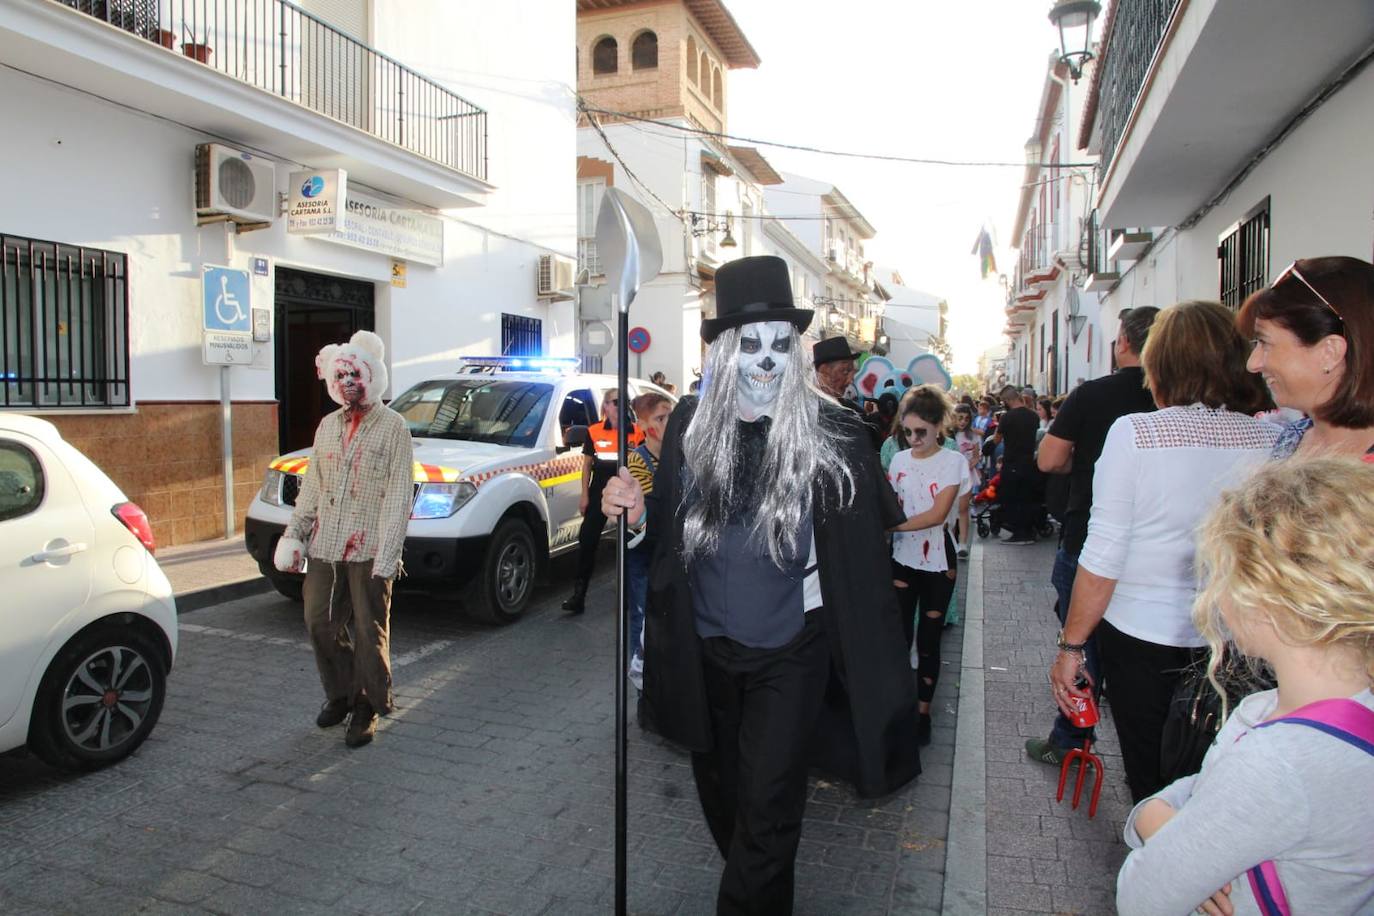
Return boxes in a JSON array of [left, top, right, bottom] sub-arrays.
[[221, 365, 234, 540]]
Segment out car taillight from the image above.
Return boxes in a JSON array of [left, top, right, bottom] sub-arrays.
[[112, 502, 156, 554]]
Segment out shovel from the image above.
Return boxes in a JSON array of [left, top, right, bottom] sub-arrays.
[[594, 187, 663, 916]]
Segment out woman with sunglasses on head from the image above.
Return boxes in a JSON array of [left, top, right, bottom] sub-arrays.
[[887, 386, 965, 746], [1240, 256, 1374, 461]]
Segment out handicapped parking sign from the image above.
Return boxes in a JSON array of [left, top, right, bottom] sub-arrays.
[[202, 265, 251, 333]]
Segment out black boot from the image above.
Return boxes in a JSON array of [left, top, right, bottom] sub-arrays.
[[917, 713, 933, 747], [562, 578, 588, 614]]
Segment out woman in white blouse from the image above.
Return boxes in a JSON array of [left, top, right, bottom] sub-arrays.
[[1047, 300, 1277, 803]]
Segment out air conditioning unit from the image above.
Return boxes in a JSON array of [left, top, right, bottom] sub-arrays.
[[537, 254, 576, 299], [195, 143, 277, 225]]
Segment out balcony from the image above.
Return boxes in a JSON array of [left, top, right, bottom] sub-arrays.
[[2, 0, 492, 207], [577, 237, 602, 278], [1090, 0, 1374, 228]]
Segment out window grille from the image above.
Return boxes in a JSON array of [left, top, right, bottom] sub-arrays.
[[1, 235, 130, 409], [593, 37, 618, 75], [631, 31, 658, 70], [501, 313, 542, 357], [1218, 198, 1270, 309]]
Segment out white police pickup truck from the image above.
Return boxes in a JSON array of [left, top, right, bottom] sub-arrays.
[[244, 356, 672, 623]]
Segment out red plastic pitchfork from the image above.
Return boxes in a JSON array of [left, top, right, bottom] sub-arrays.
[[1056, 688, 1104, 818]]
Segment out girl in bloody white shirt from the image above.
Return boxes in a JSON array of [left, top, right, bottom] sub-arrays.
[[888, 385, 966, 746]]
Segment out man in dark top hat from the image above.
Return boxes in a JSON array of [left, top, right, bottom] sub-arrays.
[[601, 256, 920, 915], [813, 335, 883, 447]]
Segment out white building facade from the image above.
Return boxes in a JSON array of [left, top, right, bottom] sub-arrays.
[[873, 267, 948, 370], [1, 0, 575, 544], [1080, 0, 1374, 351], [1004, 54, 1104, 397]]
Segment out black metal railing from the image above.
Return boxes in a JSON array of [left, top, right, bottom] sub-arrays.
[[1095, 0, 1179, 175], [60, 0, 487, 181], [1, 235, 131, 410]]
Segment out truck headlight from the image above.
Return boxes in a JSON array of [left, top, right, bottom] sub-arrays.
[[411, 481, 476, 519], [260, 469, 285, 506]]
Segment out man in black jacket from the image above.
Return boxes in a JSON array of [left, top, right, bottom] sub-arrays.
[[991, 385, 1042, 544], [602, 256, 920, 916]]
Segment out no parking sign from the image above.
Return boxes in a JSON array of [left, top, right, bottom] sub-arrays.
[[627, 326, 651, 354]]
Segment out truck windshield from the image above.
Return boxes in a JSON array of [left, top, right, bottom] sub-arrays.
[[390, 379, 553, 447]]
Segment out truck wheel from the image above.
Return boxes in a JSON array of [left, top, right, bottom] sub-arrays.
[[467, 517, 537, 624]]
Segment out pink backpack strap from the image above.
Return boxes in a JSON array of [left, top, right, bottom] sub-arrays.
[[1245, 698, 1374, 915]]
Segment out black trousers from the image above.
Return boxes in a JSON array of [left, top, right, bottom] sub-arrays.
[[998, 459, 1039, 539], [692, 613, 828, 916], [893, 531, 957, 704], [1096, 619, 1206, 803], [574, 468, 612, 583]]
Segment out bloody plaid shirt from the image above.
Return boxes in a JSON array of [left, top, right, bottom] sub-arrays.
[[284, 405, 414, 579]]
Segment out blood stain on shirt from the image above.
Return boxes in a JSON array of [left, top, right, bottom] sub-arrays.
[[922, 540, 930, 560], [342, 530, 367, 561]]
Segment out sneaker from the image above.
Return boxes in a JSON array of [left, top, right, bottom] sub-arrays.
[[315, 698, 350, 729], [345, 700, 378, 748], [1025, 737, 1070, 766], [917, 713, 932, 747], [956, 545, 970, 560]]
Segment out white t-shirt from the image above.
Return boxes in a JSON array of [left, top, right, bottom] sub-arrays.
[[888, 447, 965, 572], [1080, 405, 1278, 647]]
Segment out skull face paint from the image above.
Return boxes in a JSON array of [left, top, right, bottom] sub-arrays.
[[736, 320, 792, 420]]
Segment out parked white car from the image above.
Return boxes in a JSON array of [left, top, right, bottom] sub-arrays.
[[245, 356, 673, 623], [0, 414, 177, 769]]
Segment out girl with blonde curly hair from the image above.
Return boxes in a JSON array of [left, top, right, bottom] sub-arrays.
[[1116, 458, 1374, 916]]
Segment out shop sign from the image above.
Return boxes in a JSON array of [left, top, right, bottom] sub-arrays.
[[320, 190, 444, 267], [287, 169, 347, 235]]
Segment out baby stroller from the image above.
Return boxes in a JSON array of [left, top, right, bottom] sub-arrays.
[[972, 473, 1057, 540], [972, 474, 1001, 539]]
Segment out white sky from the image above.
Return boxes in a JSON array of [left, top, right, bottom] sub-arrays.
[[721, 0, 1066, 373]]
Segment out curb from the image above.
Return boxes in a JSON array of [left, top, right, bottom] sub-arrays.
[[942, 539, 987, 915], [175, 577, 274, 614]]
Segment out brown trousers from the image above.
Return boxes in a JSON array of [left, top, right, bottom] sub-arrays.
[[303, 560, 394, 715]]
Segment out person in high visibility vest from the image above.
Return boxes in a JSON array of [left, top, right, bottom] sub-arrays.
[[562, 389, 643, 614]]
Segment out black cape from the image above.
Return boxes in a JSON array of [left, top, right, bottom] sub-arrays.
[[641, 398, 921, 798]]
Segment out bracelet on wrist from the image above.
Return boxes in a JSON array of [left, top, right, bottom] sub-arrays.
[[1056, 629, 1089, 653]]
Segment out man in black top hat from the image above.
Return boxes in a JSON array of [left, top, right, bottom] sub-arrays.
[[813, 336, 884, 448], [602, 256, 920, 915]]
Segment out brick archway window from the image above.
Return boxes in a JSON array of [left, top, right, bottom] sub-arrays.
[[712, 67, 723, 108], [632, 31, 658, 70], [687, 36, 698, 84], [593, 36, 618, 75]]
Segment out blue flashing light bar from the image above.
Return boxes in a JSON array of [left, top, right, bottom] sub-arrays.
[[459, 356, 582, 373]]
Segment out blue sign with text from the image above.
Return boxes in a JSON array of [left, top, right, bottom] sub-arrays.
[[203, 266, 251, 333]]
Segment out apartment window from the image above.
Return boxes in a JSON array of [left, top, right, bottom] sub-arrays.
[[577, 180, 604, 276], [1218, 197, 1270, 309], [741, 201, 753, 256], [501, 314, 542, 356], [631, 31, 657, 70], [712, 67, 723, 109], [592, 36, 618, 75], [2, 234, 130, 409]]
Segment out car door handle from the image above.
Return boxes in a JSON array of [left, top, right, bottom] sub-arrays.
[[32, 542, 88, 563]]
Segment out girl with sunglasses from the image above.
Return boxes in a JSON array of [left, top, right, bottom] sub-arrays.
[[1239, 256, 1374, 461], [887, 385, 966, 746]]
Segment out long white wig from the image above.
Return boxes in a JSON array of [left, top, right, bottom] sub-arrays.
[[681, 326, 855, 569]]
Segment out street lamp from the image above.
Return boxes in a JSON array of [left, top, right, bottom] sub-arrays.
[[1048, 0, 1100, 82]]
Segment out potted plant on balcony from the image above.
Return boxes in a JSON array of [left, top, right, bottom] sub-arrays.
[[182, 38, 212, 63]]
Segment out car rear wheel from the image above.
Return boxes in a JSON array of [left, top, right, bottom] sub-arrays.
[[466, 517, 536, 624], [28, 623, 167, 770]]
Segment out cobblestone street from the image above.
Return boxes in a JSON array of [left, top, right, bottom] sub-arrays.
[[0, 555, 966, 916]]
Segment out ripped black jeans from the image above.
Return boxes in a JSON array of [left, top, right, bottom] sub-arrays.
[[893, 529, 958, 704]]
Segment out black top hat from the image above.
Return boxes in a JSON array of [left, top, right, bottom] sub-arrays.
[[812, 336, 862, 366], [700, 256, 814, 343]]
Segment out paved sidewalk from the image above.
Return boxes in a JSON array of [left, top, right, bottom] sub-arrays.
[[975, 536, 1132, 915], [157, 535, 271, 611]]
